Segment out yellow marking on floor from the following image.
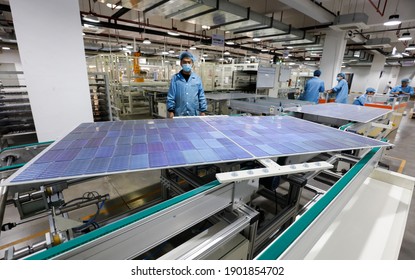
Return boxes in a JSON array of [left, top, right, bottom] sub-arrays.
[[398, 159, 406, 174], [0, 229, 49, 251], [383, 155, 406, 173]]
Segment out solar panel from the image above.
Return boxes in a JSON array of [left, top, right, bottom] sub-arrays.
[[4, 116, 391, 186], [285, 103, 392, 123]]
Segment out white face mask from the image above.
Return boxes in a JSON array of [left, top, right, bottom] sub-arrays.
[[182, 64, 192, 72]]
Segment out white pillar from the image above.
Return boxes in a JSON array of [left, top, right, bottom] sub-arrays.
[[320, 30, 347, 89], [366, 53, 386, 93], [10, 0, 93, 142]]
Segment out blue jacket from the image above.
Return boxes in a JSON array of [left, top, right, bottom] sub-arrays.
[[167, 71, 207, 116], [301, 77, 325, 103], [353, 94, 367, 106], [390, 85, 414, 96], [332, 79, 349, 104]]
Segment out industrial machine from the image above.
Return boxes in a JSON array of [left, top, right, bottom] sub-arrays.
[[0, 115, 411, 260]]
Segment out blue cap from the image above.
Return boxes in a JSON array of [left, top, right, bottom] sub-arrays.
[[313, 70, 321, 77], [179, 51, 195, 62], [337, 72, 346, 78], [366, 87, 376, 93], [401, 78, 410, 83]]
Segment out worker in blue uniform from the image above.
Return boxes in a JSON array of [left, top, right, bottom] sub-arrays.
[[353, 87, 376, 106], [299, 70, 325, 103], [167, 51, 207, 118], [390, 78, 414, 97], [327, 72, 349, 103]]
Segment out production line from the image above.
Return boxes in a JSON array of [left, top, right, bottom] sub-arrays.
[[1, 114, 412, 260]]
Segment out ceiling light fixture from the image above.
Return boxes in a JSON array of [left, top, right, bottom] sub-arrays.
[[2, 47, 10, 50], [161, 51, 169, 55], [224, 50, 230, 55], [201, 25, 210, 30], [252, 38, 261, 42], [261, 48, 268, 52], [83, 14, 100, 23], [405, 43, 415, 51], [384, 14, 401, 26], [106, 3, 122, 9], [126, 44, 133, 49], [225, 41, 235, 45], [402, 52, 410, 56], [167, 27, 180, 36], [286, 46, 293, 49], [190, 45, 197, 50], [143, 38, 151, 44], [398, 32, 412, 41], [168, 49, 175, 54]]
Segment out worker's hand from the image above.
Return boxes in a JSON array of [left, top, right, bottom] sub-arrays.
[[168, 112, 174, 119], [200, 112, 206, 116]]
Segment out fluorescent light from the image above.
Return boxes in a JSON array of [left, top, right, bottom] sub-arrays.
[[161, 51, 169, 55], [402, 52, 410, 56], [225, 41, 235, 45], [167, 29, 180, 36], [305, 57, 311, 60], [168, 49, 175, 53], [202, 25, 210, 30], [398, 32, 412, 41], [225, 31, 230, 34], [189, 45, 196, 50], [261, 48, 268, 52], [83, 14, 100, 23], [2, 47, 10, 50], [126, 45, 133, 49], [354, 51, 360, 58], [286, 46, 293, 49], [224, 50, 230, 55], [252, 38, 261, 42], [384, 14, 401, 26], [143, 38, 151, 44], [202, 54, 208, 57], [219, 58, 224, 61], [405, 44, 415, 51], [82, 32, 86, 36], [106, 3, 122, 9]]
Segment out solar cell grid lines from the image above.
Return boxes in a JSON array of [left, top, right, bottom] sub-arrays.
[[5, 116, 391, 185]]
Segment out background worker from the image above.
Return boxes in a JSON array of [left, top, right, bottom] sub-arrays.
[[167, 51, 207, 118], [299, 70, 325, 104], [390, 78, 414, 97], [326, 72, 349, 104], [353, 87, 376, 106]]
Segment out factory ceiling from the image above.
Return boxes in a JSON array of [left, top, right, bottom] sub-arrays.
[[0, 0, 414, 66]]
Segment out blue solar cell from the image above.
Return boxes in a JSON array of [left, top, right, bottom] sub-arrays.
[[84, 138, 104, 148], [257, 144, 281, 156], [75, 147, 97, 160], [163, 142, 180, 151], [206, 139, 224, 149], [199, 149, 221, 162], [131, 143, 147, 155], [117, 137, 131, 145], [55, 148, 81, 162], [178, 141, 195, 151], [166, 151, 187, 165], [148, 142, 164, 153], [149, 153, 169, 167], [120, 130, 134, 137], [36, 150, 61, 163], [108, 156, 130, 171], [130, 154, 149, 169], [147, 134, 161, 142], [132, 135, 146, 144], [113, 145, 131, 156], [50, 140, 72, 150], [63, 159, 92, 176], [12, 162, 51, 182], [37, 161, 71, 179], [85, 158, 111, 174], [213, 147, 236, 160], [190, 139, 206, 149], [182, 150, 204, 164], [226, 146, 253, 159], [67, 139, 88, 149], [95, 146, 115, 158], [101, 137, 118, 146], [107, 130, 121, 137]]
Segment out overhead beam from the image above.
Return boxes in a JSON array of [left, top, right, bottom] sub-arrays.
[[111, 7, 130, 19]]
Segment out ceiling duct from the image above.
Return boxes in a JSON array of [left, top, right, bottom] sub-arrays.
[[329, 13, 369, 31], [120, 0, 307, 42], [364, 37, 392, 48]]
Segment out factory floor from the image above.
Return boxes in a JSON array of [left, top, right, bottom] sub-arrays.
[[1, 108, 415, 260]]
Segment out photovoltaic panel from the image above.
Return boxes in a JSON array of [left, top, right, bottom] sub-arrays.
[[285, 103, 392, 123], [4, 116, 391, 186]]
